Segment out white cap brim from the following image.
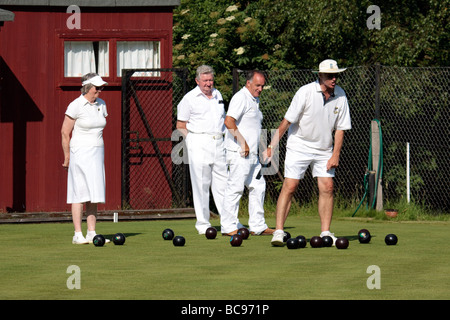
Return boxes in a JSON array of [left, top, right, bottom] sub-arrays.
[[82, 75, 108, 87]]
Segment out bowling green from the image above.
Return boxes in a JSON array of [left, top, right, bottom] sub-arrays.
[[0, 215, 449, 300]]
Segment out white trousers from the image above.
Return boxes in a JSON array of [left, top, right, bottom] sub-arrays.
[[221, 151, 268, 234], [186, 133, 228, 234]]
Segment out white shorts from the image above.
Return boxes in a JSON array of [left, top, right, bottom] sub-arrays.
[[284, 148, 335, 180]]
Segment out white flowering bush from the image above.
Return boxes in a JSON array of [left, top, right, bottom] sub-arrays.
[[173, 0, 448, 101], [173, 0, 295, 100]]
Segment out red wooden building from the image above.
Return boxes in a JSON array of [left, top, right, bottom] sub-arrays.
[[0, 0, 180, 213]]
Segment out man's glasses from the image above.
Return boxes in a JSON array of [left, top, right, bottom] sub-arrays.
[[324, 73, 339, 80]]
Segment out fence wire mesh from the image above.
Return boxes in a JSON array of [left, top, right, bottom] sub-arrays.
[[236, 65, 450, 213], [121, 69, 190, 210], [121, 66, 449, 214]]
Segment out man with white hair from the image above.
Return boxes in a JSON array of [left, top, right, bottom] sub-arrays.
[[176, 65, 229, 234], [267, 59, 352, 246]]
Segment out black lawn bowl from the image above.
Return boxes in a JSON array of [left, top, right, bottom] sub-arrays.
[[283, 231, 291, 242], [286, 238, 300, 249], [385, 234, 398, 245], [358, 229, 372, 244], [322, 235, 333, 247], [310, 236, 323, 248], [237, 228, 250, 240], [230, 234, 243, 247], [335, 237, 349, 249], [93, 234, 105, 247], [162, 228, 175, 241], [205, 227, 217, 240], [113, 233, 126, 245], [296, 235, 307, 248], [173, 235, 186, 247]]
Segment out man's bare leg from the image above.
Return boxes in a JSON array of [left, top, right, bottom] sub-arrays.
[[317, 177, 334, 232]]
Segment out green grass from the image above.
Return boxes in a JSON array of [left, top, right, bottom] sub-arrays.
[[1, 214, 449, 300]]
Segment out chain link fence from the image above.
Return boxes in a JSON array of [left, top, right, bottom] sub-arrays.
[[236, 65, 450, 214], [121, 66, 449, 214], [121, 69, 190, 210]]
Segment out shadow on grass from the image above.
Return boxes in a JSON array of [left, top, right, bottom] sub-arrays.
[[103, 233, 142, 240]]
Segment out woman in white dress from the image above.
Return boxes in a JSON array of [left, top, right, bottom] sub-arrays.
[[61, 73, 109, 244]]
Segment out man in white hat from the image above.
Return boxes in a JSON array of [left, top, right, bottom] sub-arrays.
[[266, 59, 352, 246]]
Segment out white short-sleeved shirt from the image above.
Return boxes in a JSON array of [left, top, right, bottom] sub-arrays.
[[65, 95, 108, 148], [225, 86, 263, 155], [177, 86, 225, 134], [284, 80, 351, 155]]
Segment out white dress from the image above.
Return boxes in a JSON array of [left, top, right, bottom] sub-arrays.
[[65, 95, 108, 204]]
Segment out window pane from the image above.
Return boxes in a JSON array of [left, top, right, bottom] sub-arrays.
[[64, 41, 109, 77], [116, 41, 160, 76], [64, 41, 95, 77], [97, 41, 109, 77]]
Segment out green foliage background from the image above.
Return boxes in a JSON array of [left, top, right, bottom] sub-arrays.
[[172, 0, 449, 100]]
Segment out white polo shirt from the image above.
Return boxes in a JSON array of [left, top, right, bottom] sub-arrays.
[[65, 94, 108, 148], [177, 86, 225, 134], [225, 86, 263, 155], [284, 80, 351, 155]]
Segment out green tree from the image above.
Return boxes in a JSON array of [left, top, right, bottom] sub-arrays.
[[364, 0, 449, 66], [173, 0, 449, 99]]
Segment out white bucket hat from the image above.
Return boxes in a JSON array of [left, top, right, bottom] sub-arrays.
[[313, 59, 347, 73], [82, 75, 108, 87]]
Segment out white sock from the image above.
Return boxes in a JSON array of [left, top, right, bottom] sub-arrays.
[[86, 230, 96, 237], [320, 231, 331, 237], [74, 231, 84, 238]]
